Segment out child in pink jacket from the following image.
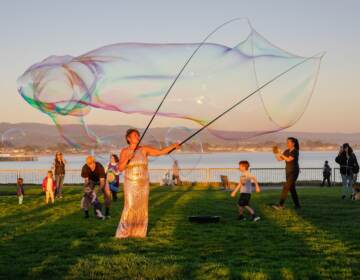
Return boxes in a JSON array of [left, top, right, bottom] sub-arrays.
[[42, 170, 56, 204]]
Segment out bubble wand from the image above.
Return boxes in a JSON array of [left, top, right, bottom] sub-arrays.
[[168, 51, 324, 154]]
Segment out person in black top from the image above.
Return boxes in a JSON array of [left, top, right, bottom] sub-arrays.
[[321, 160, 332, 187], [81, 156, 111, 218], [272, 137, 301, 209], [53, 152, 66, 199], [335, 143, 359, 200]]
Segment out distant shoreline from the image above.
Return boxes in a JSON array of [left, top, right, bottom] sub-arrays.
[[1, 146, 345, 157]]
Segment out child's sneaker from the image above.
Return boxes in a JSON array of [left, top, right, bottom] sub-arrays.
[[250, 216, 260, 222], [95, 209, 105, 220]]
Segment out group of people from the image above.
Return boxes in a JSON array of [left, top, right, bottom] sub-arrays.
[[77, 129, 179, 237], [15, 129, 359, 239], [16, 152, 66, 205], [160, 160, 182, 186]]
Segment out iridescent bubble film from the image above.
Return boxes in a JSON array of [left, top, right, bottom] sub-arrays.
[[17, 19, 323, 149]]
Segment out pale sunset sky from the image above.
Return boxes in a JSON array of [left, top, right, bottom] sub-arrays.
[[0, 0, 359, 133]]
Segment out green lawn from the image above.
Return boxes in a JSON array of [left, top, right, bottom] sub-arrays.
[[0, 185, 359, 280]]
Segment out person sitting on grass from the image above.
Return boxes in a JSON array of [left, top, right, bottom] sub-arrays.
[[16, 177, 24, 205], [81, 184, 105, 219], [42, 170, 56, 205], [231, 160, 261, 222]]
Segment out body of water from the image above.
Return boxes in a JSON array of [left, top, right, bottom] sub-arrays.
[[0, 151, 350, 170]]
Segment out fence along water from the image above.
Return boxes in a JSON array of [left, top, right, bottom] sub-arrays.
[[0, 168, 344, 185]]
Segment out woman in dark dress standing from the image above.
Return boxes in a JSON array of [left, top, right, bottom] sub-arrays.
[[272, 137, 301, 209]]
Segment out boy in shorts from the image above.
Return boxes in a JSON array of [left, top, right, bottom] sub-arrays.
[[231, 160, 261, 221]]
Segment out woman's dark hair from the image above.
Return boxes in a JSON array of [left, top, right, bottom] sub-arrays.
[[111, 154, 119, 163], [342, 143, 353, 155], [288, 137, 300, 151], [125, 128, 140, 144]]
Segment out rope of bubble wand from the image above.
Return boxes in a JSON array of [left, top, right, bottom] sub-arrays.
[[167, 52, 324, 155]]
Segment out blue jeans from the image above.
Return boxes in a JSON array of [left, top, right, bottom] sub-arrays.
[[341, 174, 353, 196], [55, 174, 64, 197]]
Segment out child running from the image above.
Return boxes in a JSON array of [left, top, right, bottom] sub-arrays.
[[231, 160, 261, 221], [42, 170, 56, 205], [16, 177, 24, 205]]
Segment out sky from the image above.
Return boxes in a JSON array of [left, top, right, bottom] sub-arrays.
[[1, 0, 360, 133]]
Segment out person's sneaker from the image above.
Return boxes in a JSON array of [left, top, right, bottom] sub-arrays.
[[250, 216, 261, 222], [272, 204, 284, 210], [341, 195, 346, 200], [84, 211, 89, 219], [237, 215, 246, 221]]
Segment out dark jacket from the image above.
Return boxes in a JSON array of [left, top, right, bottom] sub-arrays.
[[335, 152, 359, 176], [54, 160, 65, 176]]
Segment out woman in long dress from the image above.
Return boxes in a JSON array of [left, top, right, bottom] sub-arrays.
[[115, 128, 179, 238]]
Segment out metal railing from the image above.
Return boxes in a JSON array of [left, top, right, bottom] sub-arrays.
[[0, 167, 345, 185]]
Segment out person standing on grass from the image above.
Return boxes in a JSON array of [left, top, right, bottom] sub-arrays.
[[335, 143, 359, 200], [272, 137, 301, 210], [81, 156, 111, 218], [42, 170, 56, 205], [231, 160, 261, 221], [16, 177, 24, 205], [172, 160, 181, 185], [115, 128, 179, 238], [105, 154, 121, 202], [321, 160, 332, 187], [53, 151, 66, 199]]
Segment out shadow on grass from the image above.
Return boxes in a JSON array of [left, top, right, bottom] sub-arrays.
[[0, 187, 359, 279], [0, 186, 192, 279]]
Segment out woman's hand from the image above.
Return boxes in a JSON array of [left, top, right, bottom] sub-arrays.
[[170, 143, 180, 151]]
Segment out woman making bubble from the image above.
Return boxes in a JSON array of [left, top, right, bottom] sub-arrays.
[[272, 137, 301, 210], [115, 128, 179, 238]]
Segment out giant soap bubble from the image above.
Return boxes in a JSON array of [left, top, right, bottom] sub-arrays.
[[17, 18, 323, 150]]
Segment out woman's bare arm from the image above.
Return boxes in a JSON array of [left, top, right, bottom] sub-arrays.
[[143, 143, 180, 157]]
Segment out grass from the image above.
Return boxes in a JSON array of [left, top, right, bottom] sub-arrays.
[[0, 185, 359, 280]]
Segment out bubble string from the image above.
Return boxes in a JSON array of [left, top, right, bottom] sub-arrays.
[[168, 52, 325, 154]]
